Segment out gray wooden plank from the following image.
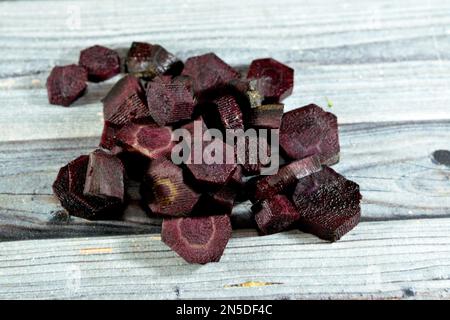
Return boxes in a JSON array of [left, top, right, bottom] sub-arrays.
[[0, 120, 449, 241], [1, 0, 450, 141], [336, 120, 450, 220], [0, 0, 449, 300], [1, 217, 450, 299]]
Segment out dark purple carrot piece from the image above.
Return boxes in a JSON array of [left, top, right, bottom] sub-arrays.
[[99, 121, 122, 153], [180, 118, 237, 187], [187, 161, 237, 188], [161, 214, 232, 264], [234, 134, 272, 176], [118, 152, 150, 181], [146, 75, 195, 126], [83, 149, 125, 202], [181, 53, 240, 97], [46, 64, 88, 107], [79, 45, 120, 82], [292, 166, 361, 241], [247, 104, 284, 129], [209, 186, 236, 213], [191, 166, 242, 216], [253, 194, 300, 235], [102, 75, 151, 126], [250, 155, 321, 202], [126, 42, 182, 79], [53, 155, 123, 219], [185, 142, 237, 187], [143, 157, 200, 217], [213, 94, 244, 130], [180, 115, 208, 135], [229, 78, 266, 108], [192, 187, 236, 216], [247, 58, 293, 103], [67, 155, 89, 193], [229, 165, 244, 187], [280, 104, 339, 165], [115, 122, 174, 159]]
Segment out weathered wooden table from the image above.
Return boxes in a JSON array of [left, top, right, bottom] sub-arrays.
[[1, 0, 449, 299]]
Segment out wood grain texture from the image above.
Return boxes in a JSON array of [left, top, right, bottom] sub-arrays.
[[1, 217, 450, 299], [1, 0, 450, 299], [336, 120, 450, 220], [0, 0, 450, 141], [1, 120, 449, 241]]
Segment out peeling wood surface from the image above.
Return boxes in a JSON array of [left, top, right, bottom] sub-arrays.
[[0, 0, 450, 299]]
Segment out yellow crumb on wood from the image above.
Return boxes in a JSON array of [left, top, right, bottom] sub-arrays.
[[224, 281, 282, 288], [79, 247, 113, 255]]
